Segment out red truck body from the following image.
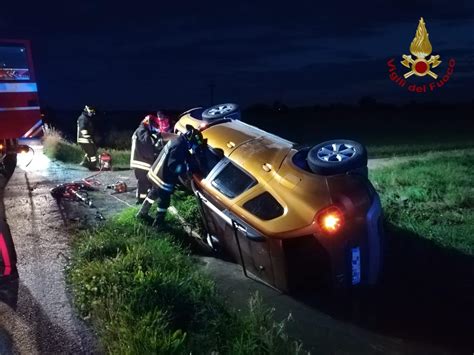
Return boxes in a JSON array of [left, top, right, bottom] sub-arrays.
[[0, 39, 42, 139]]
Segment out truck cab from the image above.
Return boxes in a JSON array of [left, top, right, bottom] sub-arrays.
[[0, 39, 41, 175]]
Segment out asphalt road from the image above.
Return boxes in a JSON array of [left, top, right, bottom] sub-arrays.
[[0, 143, 135, 354]]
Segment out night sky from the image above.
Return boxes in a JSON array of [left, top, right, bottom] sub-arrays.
[[2, 0, 473, 109]]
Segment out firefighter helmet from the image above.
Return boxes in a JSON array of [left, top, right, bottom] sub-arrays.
[[142, 114, 160, 133], [184, 125, 207, 154], [84, 105, 96, 116]]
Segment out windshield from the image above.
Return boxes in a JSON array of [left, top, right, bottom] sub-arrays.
[[0, 44, 31, 81]]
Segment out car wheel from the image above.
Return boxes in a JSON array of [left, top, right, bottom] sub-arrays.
[[202, 103, 240, 120], [307, 139, 367, 175]]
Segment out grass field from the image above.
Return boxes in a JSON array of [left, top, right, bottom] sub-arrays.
[[371, 149, 474, 255], [68, 208, 304, 354]]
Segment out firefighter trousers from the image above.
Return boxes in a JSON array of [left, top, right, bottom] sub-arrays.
[[79, 142, 97, 168], [137, 186, 173, 225], [134, 169, 152, 203]]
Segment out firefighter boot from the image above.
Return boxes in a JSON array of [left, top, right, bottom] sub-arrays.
[[136, 200, 154, 225], [152, 212, 167, 231]]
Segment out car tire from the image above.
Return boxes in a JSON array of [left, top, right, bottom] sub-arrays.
[[307, 139, 367, 175], [202, 103, 240, 120]]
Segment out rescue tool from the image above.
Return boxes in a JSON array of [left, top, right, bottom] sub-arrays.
[[106, 181, 127, 193], [50, 175, 106, 220], [50, 181, 96, 208]]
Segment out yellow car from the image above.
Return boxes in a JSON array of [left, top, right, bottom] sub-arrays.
[[175, 104, 383, 292]]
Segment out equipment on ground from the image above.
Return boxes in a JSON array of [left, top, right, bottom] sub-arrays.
[[99, 152, 112, 171], [50, 181, 95, 207], [106, 181, 127, 193]]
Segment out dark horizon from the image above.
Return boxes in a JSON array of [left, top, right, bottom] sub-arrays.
[[2, 0, 473, 110], [40, 97, 474, 114]]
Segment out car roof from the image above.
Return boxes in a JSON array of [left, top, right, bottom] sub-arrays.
[[203, 120, 294, 173]]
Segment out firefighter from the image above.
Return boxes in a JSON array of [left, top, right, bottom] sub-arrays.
[[130, 114, 164, 204], [0, 139, 18, 283], [77, 105, 98, 170], [156, 110, 171, 133], [136, 125, 206, 228]]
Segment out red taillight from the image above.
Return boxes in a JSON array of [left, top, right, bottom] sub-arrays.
[[316, 206, 344, 235]]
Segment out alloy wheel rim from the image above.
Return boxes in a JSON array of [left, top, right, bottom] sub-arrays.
[[317, 143, 356, 162], [207, 104, 234, 116]]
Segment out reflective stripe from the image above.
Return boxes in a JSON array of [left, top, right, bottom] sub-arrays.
[[148, 173, 174, 192], [139, 194, 148, 198], [148, 174, 174, 192], [145, 197, 155, 204], [0, 233, 12, 276], [151, 141, 170, 174], [22, 119, 43, 138], [157, 207, 168, 212], [0, 106, 40, 111], [28, 125, 44, 138], [130, 134, 137, 164], [80, 130, 88, 135], [131, 164, 150, 171], [77, 138, 92, 143], [0, 82, 38, 93], [90, 157, 97, 162], [130, 159, 151, 169]]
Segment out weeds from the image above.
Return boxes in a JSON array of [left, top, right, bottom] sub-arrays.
[[371, 151, 474, 254], [68, 208, 304, 354], [171, 186, 205, 235]]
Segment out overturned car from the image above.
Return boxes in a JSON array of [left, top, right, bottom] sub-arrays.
[[175, 103, 384, 292]]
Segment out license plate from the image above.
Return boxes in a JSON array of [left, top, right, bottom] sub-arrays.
[[351, 247, 361, 285]]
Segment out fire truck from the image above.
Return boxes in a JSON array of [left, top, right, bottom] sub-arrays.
[[0, 39, 42, 140], [0, 40, 39, 280]]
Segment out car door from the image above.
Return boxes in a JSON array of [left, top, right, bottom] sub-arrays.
[[195, 157, 256, 256], [196, 159, 277, 286]]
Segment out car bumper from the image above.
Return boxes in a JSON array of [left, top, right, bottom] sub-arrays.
[[328, 192, 384, 288]]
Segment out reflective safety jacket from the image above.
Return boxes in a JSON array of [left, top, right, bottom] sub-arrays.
[[130, 124, 164, 171], [147, 134, 189, 192], [77, 113, 94, 144]]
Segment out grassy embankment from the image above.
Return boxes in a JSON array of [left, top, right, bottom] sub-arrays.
[[371, 149, 474, 255], [43, 129, 130, 169], [68, 208, 304, 354]]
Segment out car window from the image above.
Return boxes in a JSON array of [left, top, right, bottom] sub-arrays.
[[211, 162, 257, 198], [0, 45, 31, 81], [243, 192, 284, 220], [197, 147, 224, 177]]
